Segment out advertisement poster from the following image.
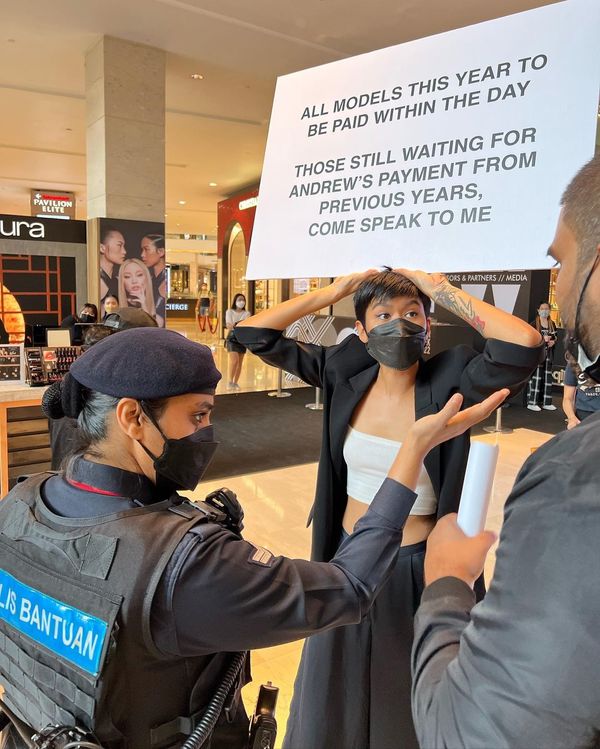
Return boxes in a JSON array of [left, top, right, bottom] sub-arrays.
[[247, 0, 600, 278], [98, 218, 166, 327]]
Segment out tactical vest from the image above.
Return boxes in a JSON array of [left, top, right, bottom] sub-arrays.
[[0, 474, 238, 748]]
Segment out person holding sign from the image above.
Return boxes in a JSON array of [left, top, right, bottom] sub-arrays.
[[236, 270, 542, 748], [409, 155, 600, 749]]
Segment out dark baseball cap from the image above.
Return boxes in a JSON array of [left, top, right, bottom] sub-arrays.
[[102, 307, 158, 331]]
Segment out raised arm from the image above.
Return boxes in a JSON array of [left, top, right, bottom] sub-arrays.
[[156, 390, 509, 654], [397, 269, 542, 347], [236, 270, 378, 331]]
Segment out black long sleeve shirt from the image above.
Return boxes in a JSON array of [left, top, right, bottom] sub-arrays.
[[411, 412, 600, 749]]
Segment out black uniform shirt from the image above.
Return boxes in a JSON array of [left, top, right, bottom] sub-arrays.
[[42, 457, 419, 656]]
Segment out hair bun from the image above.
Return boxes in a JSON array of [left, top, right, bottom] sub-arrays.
[[60, 373, 87, 419], [41, 381, 66, 420], [41, 373, 86, 420]]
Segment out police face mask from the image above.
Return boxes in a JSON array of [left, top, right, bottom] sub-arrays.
[[139, 402, 219, 494], [566, 254, 600, 385], [365, 318, 427, 370]]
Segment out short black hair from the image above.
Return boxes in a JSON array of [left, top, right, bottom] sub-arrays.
[[81, 303, 98, 319], [561, 156, 600, 267], [353, 270, 431, 325], [100, 226, 122, 245], [143, 234, 165, 252], [82, 324, 114, 349]]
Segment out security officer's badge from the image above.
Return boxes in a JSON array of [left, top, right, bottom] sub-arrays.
[[248, 544, 275, 567]]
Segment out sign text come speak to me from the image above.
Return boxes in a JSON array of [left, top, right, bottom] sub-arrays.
[[247, 0, 600, 278]]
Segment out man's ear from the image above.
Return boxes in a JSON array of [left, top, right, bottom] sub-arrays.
[[355, 320, 369, 344], [115, 398, 145, 439]]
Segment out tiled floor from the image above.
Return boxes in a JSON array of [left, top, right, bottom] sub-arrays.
[[185, 426, 555, 747], [166, 319, 308, 397]]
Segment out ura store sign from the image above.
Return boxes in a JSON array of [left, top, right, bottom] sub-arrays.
[[0, 214, 86, 244], [0, 218, 44, 239]]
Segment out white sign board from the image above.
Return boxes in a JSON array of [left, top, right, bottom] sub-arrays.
[[248, 0, 600, 279]]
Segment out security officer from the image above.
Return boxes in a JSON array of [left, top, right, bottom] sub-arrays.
[[0, 328, 502, 748], [47, 306, 158, 471]]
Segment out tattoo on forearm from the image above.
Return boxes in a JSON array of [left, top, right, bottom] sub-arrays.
[[433, 286, 487, 334]]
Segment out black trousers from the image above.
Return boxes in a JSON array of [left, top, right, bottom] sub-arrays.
[[283, 538, 426, 749]]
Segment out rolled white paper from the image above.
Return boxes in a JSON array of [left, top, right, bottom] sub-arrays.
[[457, 441, 499, 537]]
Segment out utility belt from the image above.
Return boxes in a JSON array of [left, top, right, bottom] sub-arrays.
[[0, 679, 278, 749]]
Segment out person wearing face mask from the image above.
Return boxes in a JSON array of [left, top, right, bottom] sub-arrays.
[[236, 269, 542, 749], [48, 308, 158, 471], [224, 293, 251, 389], [102, 294, 119, 321], [0, 326, 506, 748], [526, 300, 558, 411], [408, 157, 600, 749], [60, 303, 99, 345]]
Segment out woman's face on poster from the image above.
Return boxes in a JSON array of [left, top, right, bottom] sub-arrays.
[[122, 263, 147, 296], [102, 231, 126, 265]]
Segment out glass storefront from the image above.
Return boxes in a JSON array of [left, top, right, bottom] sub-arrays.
[[548, 267, 562, 326], [228, 225, 248, 304], [169, 264, 190, 296], [254, 279, 277, 312]]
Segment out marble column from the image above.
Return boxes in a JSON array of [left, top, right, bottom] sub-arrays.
[[85, 36, 165, 221]]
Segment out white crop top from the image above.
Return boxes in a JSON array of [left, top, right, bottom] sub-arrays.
[[343, 426, 437, 516]]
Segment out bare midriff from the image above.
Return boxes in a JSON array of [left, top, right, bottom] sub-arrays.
[[343, 496, 436, 545]]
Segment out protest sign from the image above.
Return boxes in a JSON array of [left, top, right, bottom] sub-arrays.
[[247, 0, 600, 278]]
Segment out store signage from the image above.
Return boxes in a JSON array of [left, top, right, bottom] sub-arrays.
[[0, 219, 44, 239], [166, 302, 190, 311], [247, 0, 599, 278], [0, 214, 86, 244], [30, 189, 75, 220], [238, 197, 258, 211], [437, 271, 531, 322], [293, 278, 310, 294]]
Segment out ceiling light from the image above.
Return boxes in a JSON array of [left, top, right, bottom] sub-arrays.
[[209, 182, 217, 187], [178, 200, 186, 205], [190, 73, 204, 80]]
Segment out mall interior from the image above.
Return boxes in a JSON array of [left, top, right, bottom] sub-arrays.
[[0, 1, 599, 748]]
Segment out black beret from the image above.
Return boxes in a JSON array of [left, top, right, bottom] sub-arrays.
[[69, 328, 221, 398]]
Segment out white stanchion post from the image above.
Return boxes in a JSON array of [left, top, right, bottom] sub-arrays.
[[483, 407, 513, 435], [268, 368, 291, 398], [306, 387, 323, 411]]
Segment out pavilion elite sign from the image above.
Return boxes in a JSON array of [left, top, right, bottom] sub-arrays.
[[30, 189, 75, 220]]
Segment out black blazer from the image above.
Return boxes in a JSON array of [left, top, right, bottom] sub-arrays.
[[236, 327, 544, 563]]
